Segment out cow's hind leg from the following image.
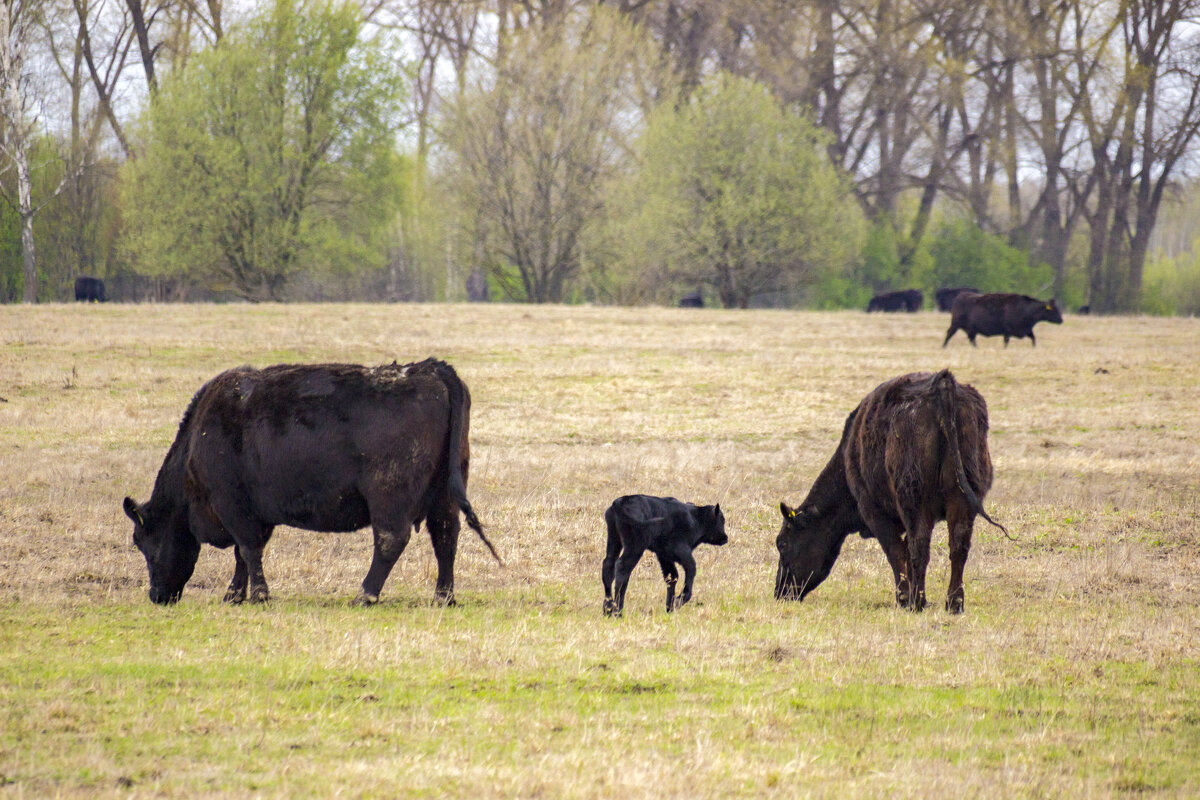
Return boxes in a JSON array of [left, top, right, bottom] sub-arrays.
[[223, 548, 248, 604], [602, 509, 622, 616], [900, 510, 935, 612], [945, 495, 975, 614], [655, 551, 679, 612], [427, 503, 462, 606], [942, 324, 958, 347], [356, 523, 413, 606]]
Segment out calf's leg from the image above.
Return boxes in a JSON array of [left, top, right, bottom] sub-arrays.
[[611, 545, 645, 617], [655, 551, 679, 612], [602, 509, 622, 616], [672, 544, 698, 608], [223, 549, 248, 604]]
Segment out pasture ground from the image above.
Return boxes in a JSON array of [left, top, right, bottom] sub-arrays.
[[1, 303, 1198, 798]]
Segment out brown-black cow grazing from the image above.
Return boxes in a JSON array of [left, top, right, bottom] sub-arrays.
[[867, 288, 923, 312], [775, 370, 1005, 613], [942, 292, 1062, 347], [123, 358, 499, 606], [935, 286, 978, 312]]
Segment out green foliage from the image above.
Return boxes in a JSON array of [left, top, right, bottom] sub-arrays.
[[606, 72, 864, 308], [442, 9, 660, 303], [0, 205, 20, 302], [120, 0, 408, 301], [917, 217, 1052, 297], [1141, 245, 1200, 316]]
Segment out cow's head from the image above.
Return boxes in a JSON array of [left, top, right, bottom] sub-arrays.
[[1041, 299, 1063, 324], [697, 504, 728, 547], [123, 496, 200, 605], [774, 501, 844, 601]]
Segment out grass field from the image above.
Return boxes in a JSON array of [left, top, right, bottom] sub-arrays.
[[1, 302, 1198, 798]]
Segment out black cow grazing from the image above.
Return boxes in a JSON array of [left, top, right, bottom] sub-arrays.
[[602, 495, 727, 616], [775, 371, 1005, 613], [74, 276, 106, 302], [935, 286, 979, 312], [866, 289, 923, 312], [1077, 305, 1091, 315], [943, 292, 1062, 347], [123, 358, 500, 606], [679, 290, 704, 308]]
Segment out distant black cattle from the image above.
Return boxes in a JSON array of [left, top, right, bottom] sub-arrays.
[[123, 359, 500, 606], [867, 289, 923, 312], [775, 370, 1005, 613], [679, 290, 704, 308], [1078, 305, 1091, 315], [602, 495, 727, 616], [74, 276, 106, 302], [935, 286, 979, 312], [943, 292, 1063, 347]]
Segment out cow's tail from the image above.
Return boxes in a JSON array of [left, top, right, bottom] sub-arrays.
[[932, 369, 1011, 539], [440, 362, 502, 565]]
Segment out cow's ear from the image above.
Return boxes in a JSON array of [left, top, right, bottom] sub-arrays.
[[779, 502, 794, 520], [123, 496, 144, 525]]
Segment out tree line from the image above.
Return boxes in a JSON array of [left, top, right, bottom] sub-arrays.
[[3, 0, 1200, 313]]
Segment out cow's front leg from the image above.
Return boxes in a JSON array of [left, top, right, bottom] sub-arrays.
[[223, 548, 248, 604], [655, 551, 679, 612], [672, 545, 698, 609]]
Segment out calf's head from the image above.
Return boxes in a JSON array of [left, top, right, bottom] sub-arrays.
[[697, 504, 728, 547], [123, 496, 201, 604], [774, 502, 844, 601]]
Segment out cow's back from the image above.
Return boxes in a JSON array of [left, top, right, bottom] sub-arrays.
[[183, 363, 454, 532], [843, 373, 992, 521]]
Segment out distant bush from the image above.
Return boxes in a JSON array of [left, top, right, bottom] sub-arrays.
[[916, 218, 1053, 297], [1141, 247, 1200, 316]]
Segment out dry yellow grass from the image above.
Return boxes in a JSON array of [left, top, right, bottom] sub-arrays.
[[0, 302, 1197, 798]]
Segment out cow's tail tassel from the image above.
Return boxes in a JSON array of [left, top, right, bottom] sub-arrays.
[[933, 369, 1013, 541]]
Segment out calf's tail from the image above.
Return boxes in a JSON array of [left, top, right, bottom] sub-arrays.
[[932, 369, 1010, 538], [440, 362, 503, 565]]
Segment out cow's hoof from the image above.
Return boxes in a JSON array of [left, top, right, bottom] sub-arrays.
[[435, 593, 457, 608], [222, 589, 246, 605], [248, 589, 269, 604], [351, 593, 378, 607], [946, 597, 965, 614]]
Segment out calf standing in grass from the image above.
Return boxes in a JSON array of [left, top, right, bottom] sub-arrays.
[[602, 495, 727, 616]]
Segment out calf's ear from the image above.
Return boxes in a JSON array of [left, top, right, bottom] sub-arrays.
[[123, 496, 144, 525]]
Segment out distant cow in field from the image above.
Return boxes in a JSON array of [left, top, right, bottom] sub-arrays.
[[602, 495, 727, 616], [123, 358, 500, 606], [1078, 305, 1091, 315], [867, 289, 923, 312], [679, 290, 704, 308], [74, 276, 106, 302], [935, 286, 979, 312], [943, 292, 1062, 347], [775, 370, 1005, 613]]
